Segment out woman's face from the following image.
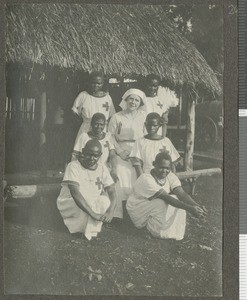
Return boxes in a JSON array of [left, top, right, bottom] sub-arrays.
[[91, 118, 106, 135], [146, 79, 159, 97], [125, 94, 142, 111], [90, 76, 104, 94], [79, 146, 102, 169], [154, 159, 171, 179], [145, 118, 160, 135]]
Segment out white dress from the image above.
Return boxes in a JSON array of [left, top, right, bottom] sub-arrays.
[[141, 87, 178, 115], [126, 172, 186, 240], [73, 132, 115, 166], [141, 87, 179, 134], [72, 91, 115, 144], [108, 110, 147, 218], [57, 160, 114, 240], [130, 137, 181, 174], [141, 95, 169, 115]]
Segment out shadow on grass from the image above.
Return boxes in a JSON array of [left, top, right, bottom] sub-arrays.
[[4, 193, 148, 239], [4, 191, 67, 233]]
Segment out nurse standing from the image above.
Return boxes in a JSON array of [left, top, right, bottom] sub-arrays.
[[72, 71, 115, 145], [142, 74, 178, 137]]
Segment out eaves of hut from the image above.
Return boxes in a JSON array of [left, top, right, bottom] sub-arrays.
[[6, 3, 221, 94], [5, 3, 222, 171]]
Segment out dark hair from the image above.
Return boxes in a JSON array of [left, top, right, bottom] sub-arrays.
[[154, 151, 172, 165], [145, 74, 161, 84], [91, 113, 106, 124], [146, 112, 162, 123], [82, 139, 102, 153], [89, 71, 104, 82]]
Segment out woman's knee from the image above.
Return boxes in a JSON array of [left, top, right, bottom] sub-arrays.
[[98, 195, 111, 212]]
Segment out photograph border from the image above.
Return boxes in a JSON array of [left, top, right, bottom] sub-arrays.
[[0, 0, 238, 299]]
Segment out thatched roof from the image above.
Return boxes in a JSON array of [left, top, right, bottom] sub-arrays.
[[6, 4, 221, 93]]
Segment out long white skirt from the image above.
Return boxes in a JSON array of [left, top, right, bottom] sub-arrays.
[[57, 195, 110, 240], [114, 156, 137, 218], [126, 195, 186, 240]]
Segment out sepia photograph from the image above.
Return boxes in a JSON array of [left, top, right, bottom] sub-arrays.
[[3, 3, 224, 297]]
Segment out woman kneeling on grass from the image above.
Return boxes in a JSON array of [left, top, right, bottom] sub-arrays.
[[57, 139, 116, 240], [126, 151, 207, 240]]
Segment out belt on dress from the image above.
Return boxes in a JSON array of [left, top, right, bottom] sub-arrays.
[[118, 140, 136, 143]]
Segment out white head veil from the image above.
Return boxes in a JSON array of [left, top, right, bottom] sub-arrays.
[[119, 88, 146, 110]]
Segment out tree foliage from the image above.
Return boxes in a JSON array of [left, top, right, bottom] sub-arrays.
[[163, 5, 223, 78]]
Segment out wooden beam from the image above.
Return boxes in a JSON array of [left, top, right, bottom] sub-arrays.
[[178, 167, 221, 195], [167, 125, 186, 130], [9, 183, 60, 199], [177, 168, 221, 180], [7, 168, 221, 199], [184, 98, 196, 171], [5, 171, 63, 186]]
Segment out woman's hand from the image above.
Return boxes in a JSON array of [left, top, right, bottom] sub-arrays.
[[161, 111, 169, 123], [91, 212, 104, 221], [190, 205, 207, 218], [100, 208, 115, 223], [119, 150, 130, 161]]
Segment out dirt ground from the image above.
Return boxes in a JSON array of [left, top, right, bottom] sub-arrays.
[[4, 173, 222, 297]]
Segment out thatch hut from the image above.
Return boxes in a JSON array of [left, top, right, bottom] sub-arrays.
[[5, 3, 221, 173]]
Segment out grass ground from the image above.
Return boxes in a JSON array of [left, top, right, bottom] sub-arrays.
[[4, 174, 222, 297]]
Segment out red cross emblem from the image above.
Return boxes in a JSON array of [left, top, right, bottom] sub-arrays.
[[104, 141, 110, 151], [157, 101, 163, 109], [102, 102, 109, 111], [95, 177, 102, 190]]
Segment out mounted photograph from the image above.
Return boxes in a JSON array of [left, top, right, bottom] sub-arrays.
[[3, 3, 223, 297]]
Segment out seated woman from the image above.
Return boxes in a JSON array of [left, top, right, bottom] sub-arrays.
[[126, 151, 207, 240], [57, 140, 116, 240], [71, 113, 118, 182], [130, 112, 181, 177], [108, 88, 147, 218]]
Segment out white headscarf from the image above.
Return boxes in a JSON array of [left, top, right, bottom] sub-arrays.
[[119, 88, 146, 110]]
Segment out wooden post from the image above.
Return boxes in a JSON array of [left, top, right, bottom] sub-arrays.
[[177, 87, 182, 129], [39, 92, 47, 178], [184, 97, 196, 171], [39, 92, 46, 145]]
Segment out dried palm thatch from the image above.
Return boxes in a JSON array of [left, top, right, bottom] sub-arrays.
[[6, 4, 221, 94]]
